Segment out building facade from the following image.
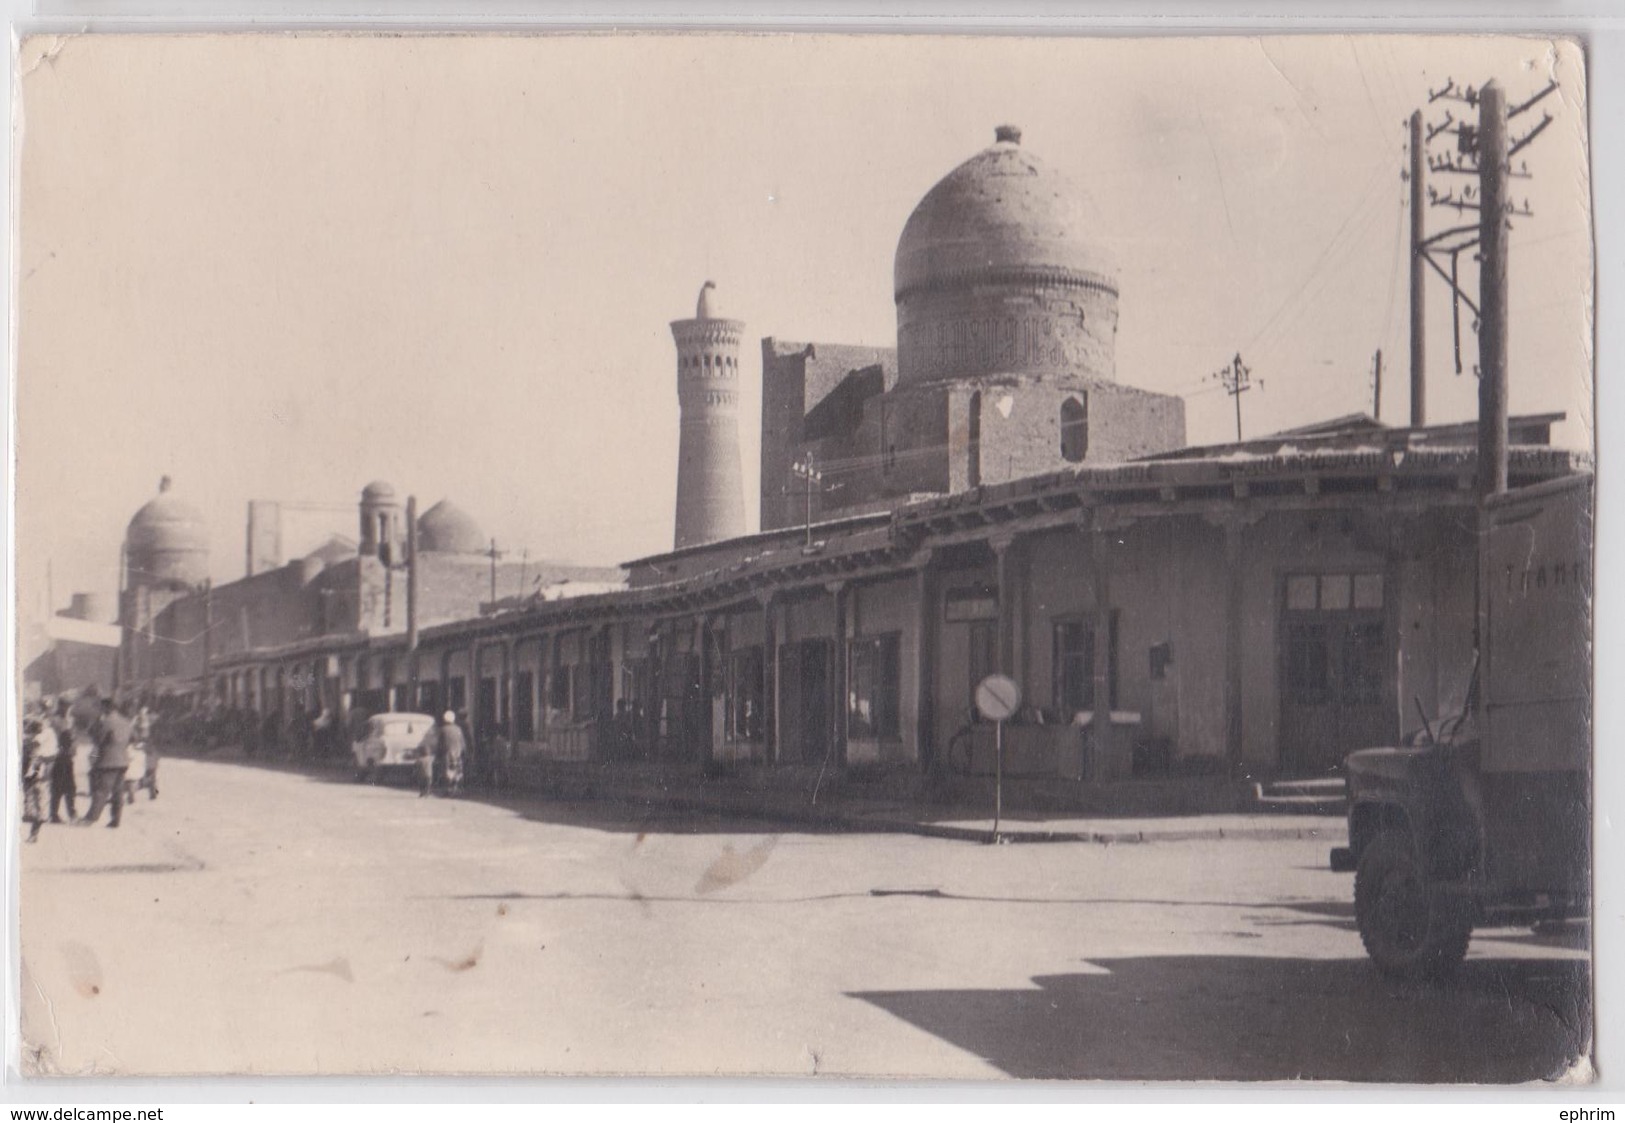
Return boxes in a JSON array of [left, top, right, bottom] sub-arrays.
[[109, 127, 1590, 806]]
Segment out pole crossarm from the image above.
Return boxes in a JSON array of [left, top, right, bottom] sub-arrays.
[[1421, 222, 1481, 250], [1507, 80, 1559, 119], [1421, 249, 1482, 319], [1508, 113, 1554, 158]]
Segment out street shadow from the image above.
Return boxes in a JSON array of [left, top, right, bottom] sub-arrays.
[[852, 954, 1590, 1083], [169, 745, 809, 836]]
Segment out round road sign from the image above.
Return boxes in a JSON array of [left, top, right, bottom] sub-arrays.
[[974, 674, 1022, 722]]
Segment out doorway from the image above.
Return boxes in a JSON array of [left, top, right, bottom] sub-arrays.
[[1279, 571, 1395, 774], [779, 639, 833, 765]]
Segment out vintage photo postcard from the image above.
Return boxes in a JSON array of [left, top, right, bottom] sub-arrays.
[[13, 32, 1593, 1081]]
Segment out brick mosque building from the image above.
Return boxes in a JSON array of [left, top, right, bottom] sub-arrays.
[[108, 126, 1587, 805], [761, 125, 1185, 531]]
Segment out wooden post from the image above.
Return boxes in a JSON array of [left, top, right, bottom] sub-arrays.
[[1222, 516, 1247, 774], [1478, 81, 1509, 498], [1091, 526, 1114, 777], [760, 593, 777, 763], [830, 582, 849, 769], [992, 533, 1018, 675], [914, 551, 937, 772], [1409, 109, 1427, 427]]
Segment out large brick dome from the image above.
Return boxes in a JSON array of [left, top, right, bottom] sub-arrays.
[[417, 499, 486, 555], [126, 476, 209, 588], [893, 126, 1119, 387]]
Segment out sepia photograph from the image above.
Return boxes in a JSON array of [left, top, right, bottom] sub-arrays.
[[11, 31, 1595, 1083]]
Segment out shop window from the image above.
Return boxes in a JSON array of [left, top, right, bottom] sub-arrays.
[[548, 666, 572, 719], [848, 633, 901, 740], [1061, 395, 1088, 462], [1285, 572, 1383, 612], [727, 646, 765, 742], [1353, 573, 1385, 609], [1320, 573, 1352, 611], [1053, 612, 1120, 718], [1053, 620, 1095, 717]]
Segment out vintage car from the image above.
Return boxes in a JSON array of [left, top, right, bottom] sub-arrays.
[[351, 712, 436, 782]]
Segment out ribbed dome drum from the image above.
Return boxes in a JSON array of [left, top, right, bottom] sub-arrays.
[[894, 126, 1119, 387]]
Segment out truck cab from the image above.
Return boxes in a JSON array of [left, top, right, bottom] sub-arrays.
[[1333, 474, 1592, 979]]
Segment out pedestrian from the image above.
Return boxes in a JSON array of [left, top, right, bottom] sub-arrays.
[[133, 702, 160, 800], [415, 721, 439, 798], [439, 710, 467, 796], [49, 698, 79, 823], [22, 714, 50, 843], [81, 697, 134, 828], [487, 723, 513, 791]]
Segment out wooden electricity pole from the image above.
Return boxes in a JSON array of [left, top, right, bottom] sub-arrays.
[[1409, 110, 1427, 426], [1477, 81, 1509, 498]]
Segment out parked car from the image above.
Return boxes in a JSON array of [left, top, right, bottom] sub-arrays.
[[352, 712, 436, 783]]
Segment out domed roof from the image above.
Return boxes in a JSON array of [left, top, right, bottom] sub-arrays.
[[126, 477, 209, 585], [417, 499, 486, 555], [361, 479, 397, 503], [894, 125, 1114, 301]]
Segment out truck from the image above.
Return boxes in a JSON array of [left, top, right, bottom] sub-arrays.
[[1331, 472, 1593, 979]]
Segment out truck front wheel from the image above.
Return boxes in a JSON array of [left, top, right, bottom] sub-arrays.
[[1354, 829, 1472, 980]]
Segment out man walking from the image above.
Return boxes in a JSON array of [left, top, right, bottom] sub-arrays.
[[415, 720, 439, 798], [82, 697, 134, 828], [48, 697, 78, 823], [133, 702, 159, 799], [439, 710, 467, 797]]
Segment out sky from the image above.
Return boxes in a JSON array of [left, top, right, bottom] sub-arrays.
[[14, 33, 1592, 634]]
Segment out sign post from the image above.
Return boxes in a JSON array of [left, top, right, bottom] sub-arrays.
[[974, 673, 1022, 844]]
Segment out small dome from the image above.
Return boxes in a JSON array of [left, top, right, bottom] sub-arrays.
[[417, 500, 486, 555], [126, 477, 209, 587], [361, 480, 397, 504], [894, 126, 1114, 301], [695, 280, 720, 319]]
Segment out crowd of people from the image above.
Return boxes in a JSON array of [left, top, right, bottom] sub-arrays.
[[20, 688, 161, 842], [21, 688, 521, 842]]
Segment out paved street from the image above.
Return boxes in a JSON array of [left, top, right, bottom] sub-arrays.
[[20, 755, 1590, 1082]]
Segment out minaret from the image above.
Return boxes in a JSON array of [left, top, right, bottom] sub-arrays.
[[671, 281, 746, 549]]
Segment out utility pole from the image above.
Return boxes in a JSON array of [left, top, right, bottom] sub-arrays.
[[1208, 353, 1259, 442], [405, 496, 419, 650], [1477, 81, 1509, 498], [486, 538, 504, 605], [406, 495, 419, 702], [1372, 349, 1383, 421], [791, 456, 822, 547], [1408, 109, 1426, 426], [1417, 74, 1554, 401]]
